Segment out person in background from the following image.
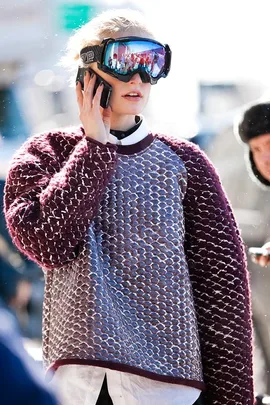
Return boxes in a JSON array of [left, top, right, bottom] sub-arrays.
[[236, 102, 270, 267], [0, 178, 44, 339], [4, 8, 255, 405], [0, 179, 32, 326], [0, 303, 58, 405]]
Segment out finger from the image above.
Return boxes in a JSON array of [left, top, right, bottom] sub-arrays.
[[76, 81, 83, 110], [259, 255, 269, 267], [103, 106, 111, 134], [83, 70, 90, 90], [251, 254, 260, 264], [84, 72, 96, 107], [262, 242, 270, 251], [92, 82, 104, 108], [84, 73, 96, 111]]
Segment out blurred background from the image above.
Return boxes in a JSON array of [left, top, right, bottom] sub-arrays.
[[1, 0, 270, 395]]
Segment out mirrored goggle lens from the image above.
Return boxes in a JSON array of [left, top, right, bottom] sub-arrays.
[[104, 40, 166, 78]]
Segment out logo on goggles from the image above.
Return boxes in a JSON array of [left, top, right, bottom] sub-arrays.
[[81, 50, 95, 64]]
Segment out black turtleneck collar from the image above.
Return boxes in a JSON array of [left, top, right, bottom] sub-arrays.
[[110, 116, 142, 141]]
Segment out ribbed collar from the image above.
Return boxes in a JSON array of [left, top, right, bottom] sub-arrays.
[[80, 116, 154, 155], [110, 117, 154, 155]]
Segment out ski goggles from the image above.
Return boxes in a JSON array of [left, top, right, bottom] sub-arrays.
[[79, 36, 171, 85]]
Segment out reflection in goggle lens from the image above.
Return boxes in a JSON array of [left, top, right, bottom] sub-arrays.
[[104, 41, 166, 78]]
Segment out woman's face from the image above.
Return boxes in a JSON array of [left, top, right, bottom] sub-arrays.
[[90, 61, 151, 117], [249, 133, 270, 181], [89, 31, 153, 119]]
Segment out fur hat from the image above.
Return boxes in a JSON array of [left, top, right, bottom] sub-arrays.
[[235, 102, 270, 188], [237, 102, 270, 143]]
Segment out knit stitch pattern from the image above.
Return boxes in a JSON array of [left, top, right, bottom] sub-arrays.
[[4, 128, 254, 404], [158, 134, 254, 404]]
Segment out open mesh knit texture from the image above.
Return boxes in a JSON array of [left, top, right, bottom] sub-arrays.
[[4, 128, 254, 404]]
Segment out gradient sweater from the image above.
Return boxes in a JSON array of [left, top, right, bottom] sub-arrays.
[[4, 125, 254, 405]]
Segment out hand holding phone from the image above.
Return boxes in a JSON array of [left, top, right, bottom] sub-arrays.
[[248, 246, 270, 267], [75, 67, 113, 144], [248, 247, 270, 257], [76, 67, 112, 109]]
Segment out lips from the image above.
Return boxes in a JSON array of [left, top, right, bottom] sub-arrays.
[[122, 90, 142, 98]]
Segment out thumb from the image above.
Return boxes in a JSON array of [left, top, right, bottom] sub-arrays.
[[103, 106, 111, 134], [262, 242, 270, 252]]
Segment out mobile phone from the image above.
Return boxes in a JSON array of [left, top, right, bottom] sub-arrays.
[[76, 67, 112, 109], [248, 247, 270, 257]]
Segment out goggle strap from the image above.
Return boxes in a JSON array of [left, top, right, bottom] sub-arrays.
[[80, 46, 103, 65]]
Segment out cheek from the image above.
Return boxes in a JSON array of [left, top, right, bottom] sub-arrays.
[[144, 86, 151, 100], [109, 89, 122, 107], [254, 155, 270, 178], [254, 155, 263, 170]]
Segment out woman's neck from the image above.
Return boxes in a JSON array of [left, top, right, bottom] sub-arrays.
[[110, 114, 137, 132], [110, 115, 142, 140]]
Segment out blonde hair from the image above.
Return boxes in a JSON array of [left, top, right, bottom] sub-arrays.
[[60, 8, 156, 80]]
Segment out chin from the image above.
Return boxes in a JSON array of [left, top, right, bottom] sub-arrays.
[[115, 107, 143, 116], [113, 99, 146, 114], [260, 171, 270, 182], [127, 103, 145, 113], [128, 107, 143, 115]]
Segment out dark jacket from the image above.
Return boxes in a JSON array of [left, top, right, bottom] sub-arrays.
[[0, 305, 57, 405]]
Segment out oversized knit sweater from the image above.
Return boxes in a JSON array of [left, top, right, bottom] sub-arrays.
[[4, 126, 254, 405]]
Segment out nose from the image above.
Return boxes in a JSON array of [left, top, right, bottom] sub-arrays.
[[128, 73, 142, 84]]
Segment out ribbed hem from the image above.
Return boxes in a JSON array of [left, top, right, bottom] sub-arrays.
[[81, 126, 154, 155], [46, 358, 205, 390]]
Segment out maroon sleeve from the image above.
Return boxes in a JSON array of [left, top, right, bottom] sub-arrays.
[[158, 135, 255, 405], [4, 131, 117, 269]]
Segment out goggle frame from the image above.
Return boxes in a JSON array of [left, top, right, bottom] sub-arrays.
[[80, 36, 171, 85]]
